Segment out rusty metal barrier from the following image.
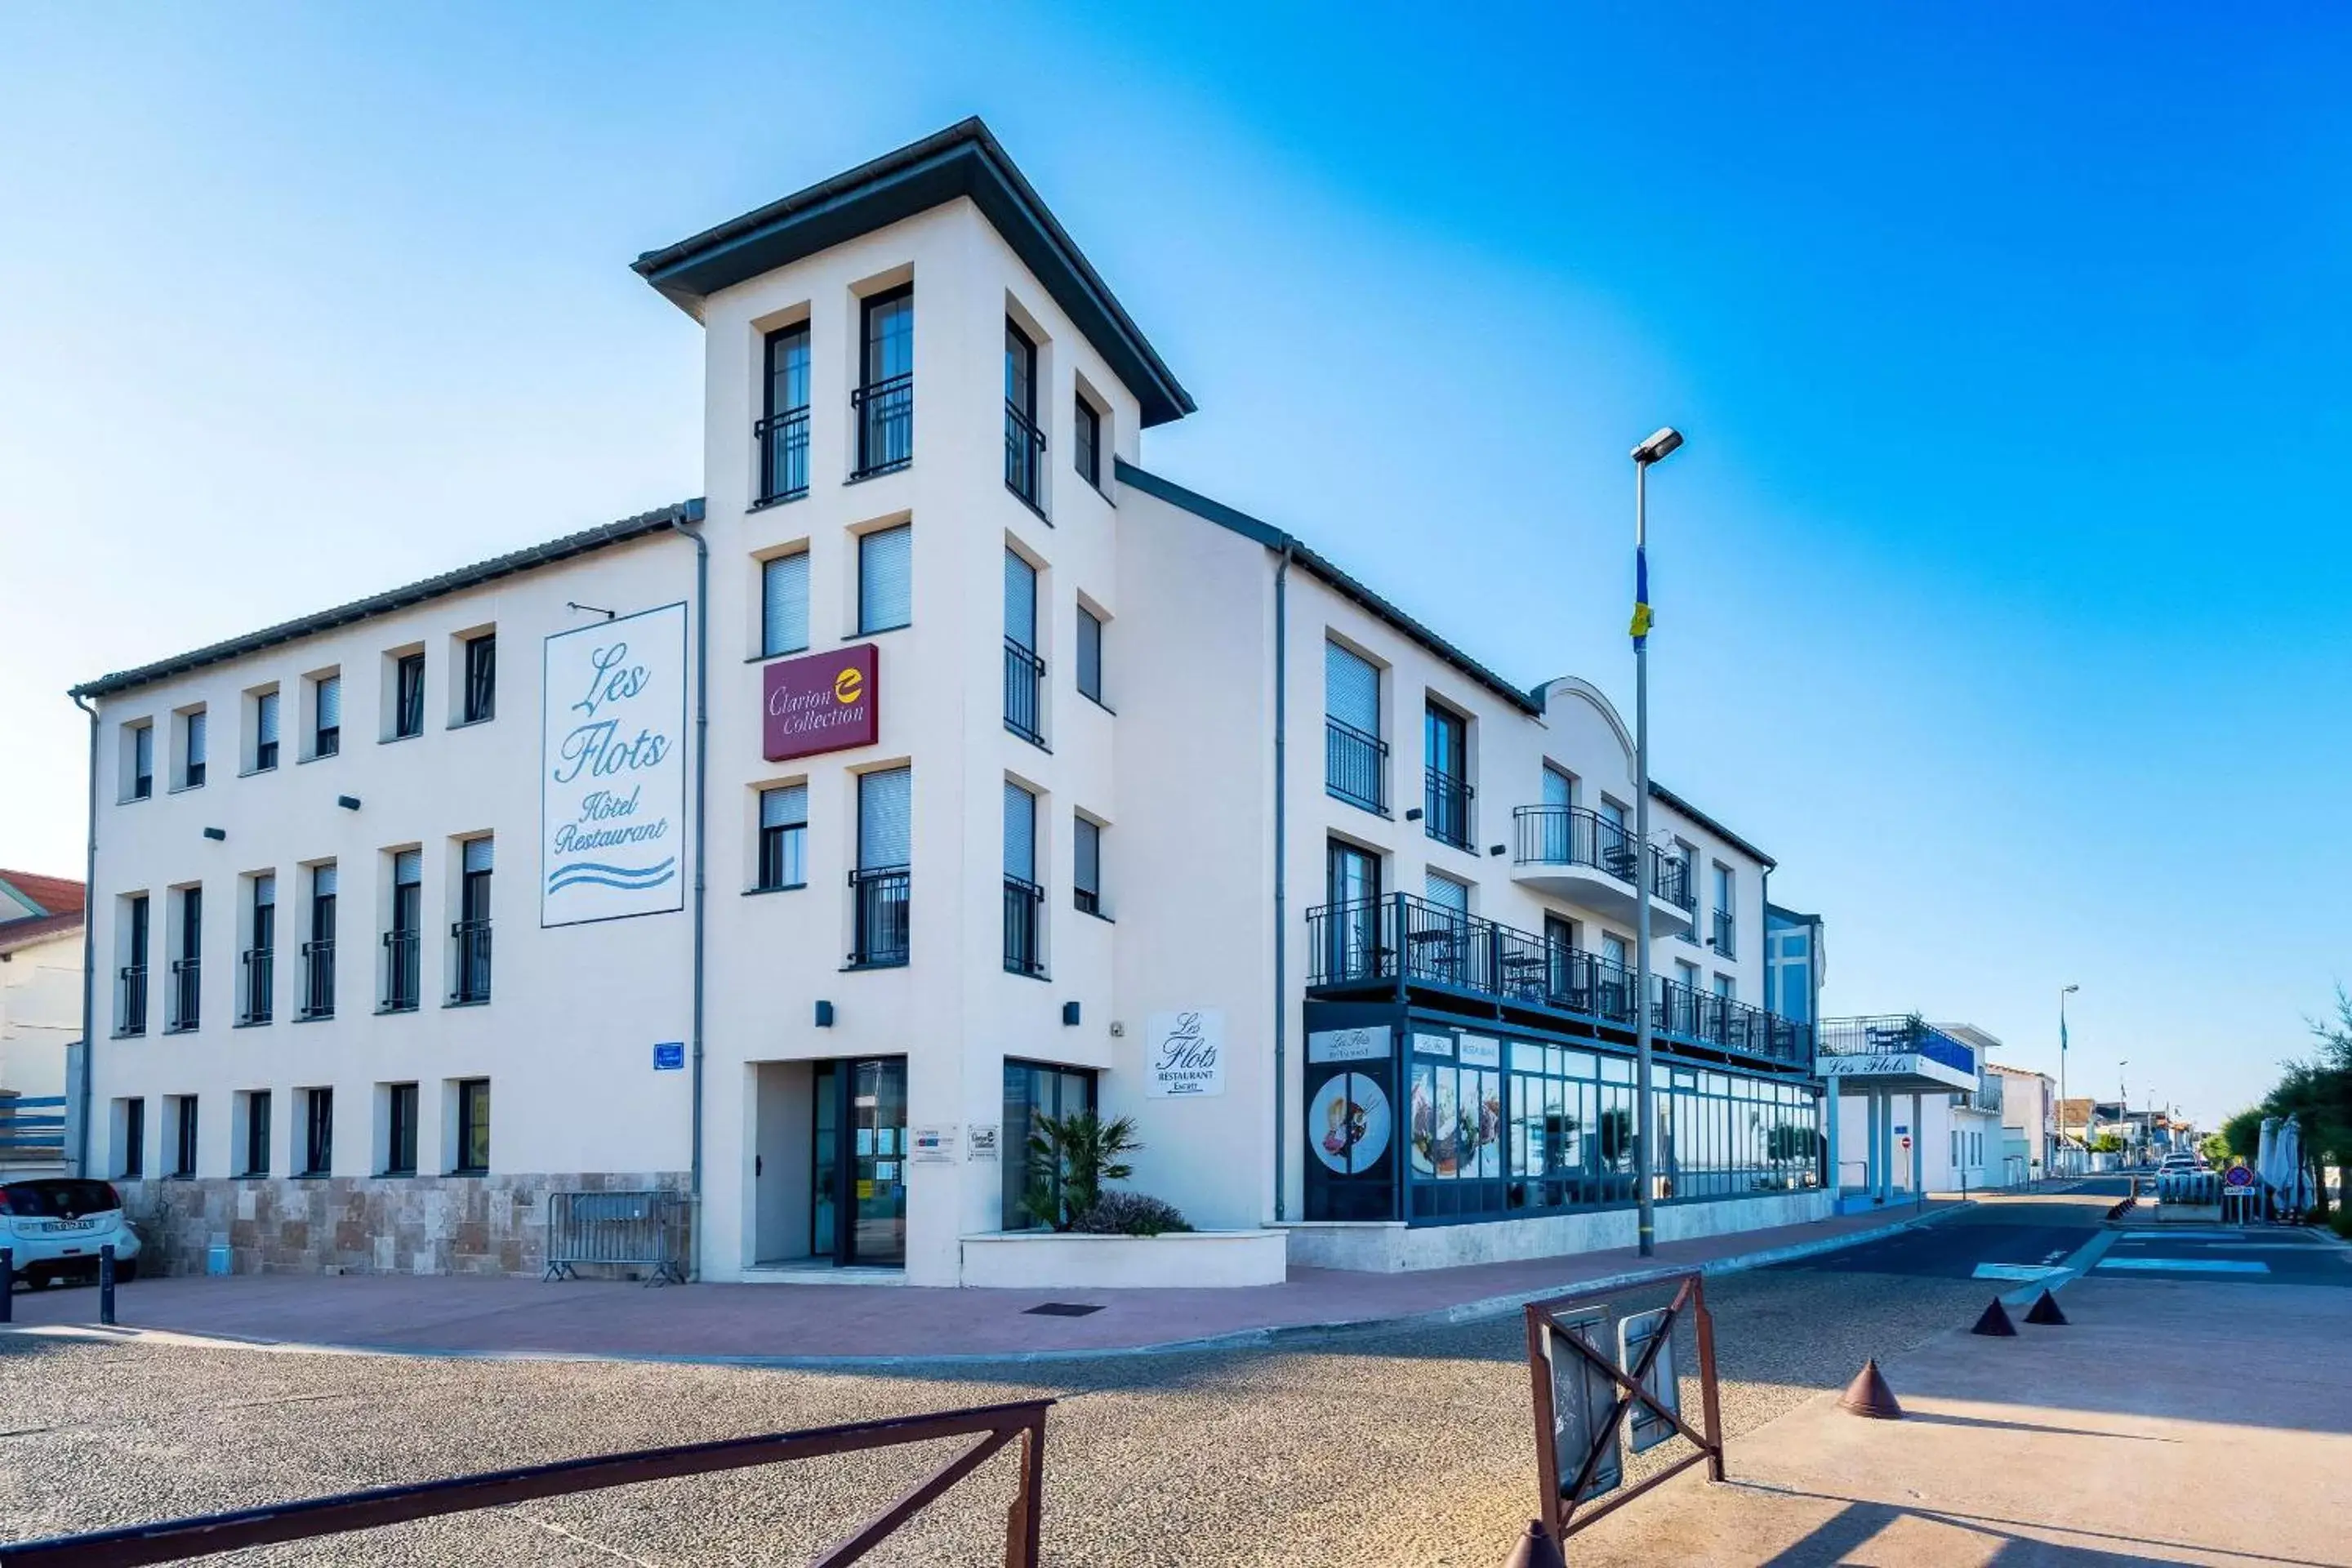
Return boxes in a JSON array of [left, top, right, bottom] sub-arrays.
[[0, 1399, 1053, 1568], [1521, 1270, 1724, 1549]]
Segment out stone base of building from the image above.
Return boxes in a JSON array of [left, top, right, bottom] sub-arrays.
[[117, 1171, 689, 1278], [1280, 1188, 1834, 1272]]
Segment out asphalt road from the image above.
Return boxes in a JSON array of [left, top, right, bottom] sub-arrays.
[[1771, 1188, 2104, 1281]]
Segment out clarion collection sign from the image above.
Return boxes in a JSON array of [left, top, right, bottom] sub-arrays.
[[764, 644, 880, 761]]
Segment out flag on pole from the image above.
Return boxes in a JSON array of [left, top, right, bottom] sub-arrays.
[[2060, 1015, 2068, 1054], [1628, 546, 1653, 642]]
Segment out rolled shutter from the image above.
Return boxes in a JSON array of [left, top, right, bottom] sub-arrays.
[[316, 675, 341, 730], [1423, 872, 1469, 913], [762, 553, 809, 656], [1073, 816, 1099, 895], [312, 864, 337, 898], [256, 691, 278, 746], [1003, 782, 1036, 880], [186, 710, 207, 766], [394, 849, 422, 886], [760, 783, 808, 829], [1004, 550, 1036, 651], [858, 768, 911, 870], [462, 839, 494, 875], [859, 526, 913, 632], [1325, 642, 1379, 733]]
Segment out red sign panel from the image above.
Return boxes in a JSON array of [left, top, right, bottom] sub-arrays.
[[764, 644, 879, 761]]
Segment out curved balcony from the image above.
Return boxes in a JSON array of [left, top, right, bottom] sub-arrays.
[[1508, 805, 1695, 936]]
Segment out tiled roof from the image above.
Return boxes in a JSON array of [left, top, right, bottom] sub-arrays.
[[0, 871, 85, 953]]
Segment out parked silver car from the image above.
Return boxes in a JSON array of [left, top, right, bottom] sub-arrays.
[[2, 1178, 142, 1286]]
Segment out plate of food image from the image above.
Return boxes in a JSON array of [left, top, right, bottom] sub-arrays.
[[1311, 1071, 1392, 1175]]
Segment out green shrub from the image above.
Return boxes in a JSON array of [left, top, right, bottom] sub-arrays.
[[1068, 1191, 1194, 1236], [2330, 1207, 2352, 1242]]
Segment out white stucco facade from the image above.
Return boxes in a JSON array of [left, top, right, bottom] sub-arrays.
[[70, 122, 1827, 1285]]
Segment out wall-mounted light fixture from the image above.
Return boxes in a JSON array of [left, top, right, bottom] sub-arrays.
[[1405, 808, 1423, 822], [1062, 1001, 1081, 1027], [813, 1000, 835, 1027], [202, 826, 226, 842], [337, 795, 362, 812], [1488, 844, 1506, 857]]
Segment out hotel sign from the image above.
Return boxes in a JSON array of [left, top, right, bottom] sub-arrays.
[[765, 644, 879, 761], [541, 603, 688, 928]]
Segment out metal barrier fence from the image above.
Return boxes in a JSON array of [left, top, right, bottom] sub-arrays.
[[543, 1190, 690, 1284], [0, 1399, 1053, 1567]]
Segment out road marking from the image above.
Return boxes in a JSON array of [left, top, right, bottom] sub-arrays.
[[1975, 1263, 2068, 1281], [2096, 1258, 2270, 1275], [2118, 1229, 2243, 1241]]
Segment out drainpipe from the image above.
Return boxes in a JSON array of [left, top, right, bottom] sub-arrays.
[[678, 513, 710, 1276], [1272, 545, 1293, 1223], [69, 692, 99, 1177]]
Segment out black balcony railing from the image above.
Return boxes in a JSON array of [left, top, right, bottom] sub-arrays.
[[1305, 893, 1811, 1069], [1003, 875, 1045, 977], [852, 372, 913, 478], [1511, 805, 1696, 911], [450, 920, 492, 1004], [1423, 768, 1474, 849], [1004, 638, 1045, 746], [238, 948, 273, 1025], [1815, 1015, 1977, 1078], [849, 867, 911, 968], [300, 940, 336, 1019], [1004, 402, 1046, 510], [167, 957, 200, 1032], [1325, 717, 1388, 813], [755, 406, 809, 505], [117, 964, 147, 1036], [1712, 909, 1735, 959], [383, 928, 421, 1012]]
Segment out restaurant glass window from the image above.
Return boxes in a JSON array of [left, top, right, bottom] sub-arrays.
[[1001, 1060, 1098, 1229]]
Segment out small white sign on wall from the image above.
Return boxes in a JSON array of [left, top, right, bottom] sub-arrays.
[[967, 1123, 1000, 1161], [910, 1125, 956, 1165], [1144, 1009, 1226, 1098]]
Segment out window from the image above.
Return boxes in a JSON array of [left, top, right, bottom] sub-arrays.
[[168, 885, 202, 1032], [118, 1098, 145, 1178], [239, 1090, 271, 1178], [180, 708, 207, 789], [254, 689, 280, 772], [1073, 815, 1103, 915], [454, 1079, 491, 1174], [1321, 839, 1383, 984], [1073, 395, 1101, 488], [171, 1095, 198, 1178], [385, 849, 422, 1011], [301, 863, 337, 1019], [858, 524, 913, 634], [1673, 844, 1699, 932], [390, 652, 425, 740], [1325, 641, 1385, 813], [1597, 798, 1633, 881], [851, 767, 911, 967], [758, 322, 811, 504], [313, 673, 342, 758], [1004, 319, 1043, 508], [756, 784, 808, 890], [384, 1083, 418, 1176], [1712, 864, 1735, 957], [462, 634, 497, 724], [241, 873, 274, 1025], [1676, 959, 1699, 991], [761, 551, 810, 657], [1076, 606, 1105, 706], [127, 721, 154, 800], [301, 1088, 333, 1177], [1001, 1060, 1097, 1229], [853, 287, 913, 478], [118, 893, 149, 1036], [1423, 703, 1472, 849], [1004, 548, 1043, 745], [452, 838, 492, 1004], [1003, 781, 1042, 976], [1713, 973, 1735, 1002]]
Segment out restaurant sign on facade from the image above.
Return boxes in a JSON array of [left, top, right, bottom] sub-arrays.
[[764, 644, 880, 760]]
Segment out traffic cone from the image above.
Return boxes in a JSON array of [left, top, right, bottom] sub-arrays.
[[1971, 1297, 2018, 1337], [1838, 1359, 1904, 1419], [2025, 1289, 2069, 1326], [1502, 1518, 1566, 1568]]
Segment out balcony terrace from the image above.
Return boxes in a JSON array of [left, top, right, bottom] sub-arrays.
[[1508, 804, 1696, 938]]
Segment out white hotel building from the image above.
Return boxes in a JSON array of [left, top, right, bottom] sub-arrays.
[[68, 121, 1829, 1286]]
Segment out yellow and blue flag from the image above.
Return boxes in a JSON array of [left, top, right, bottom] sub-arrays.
[[1628, 546, 1653, 643]]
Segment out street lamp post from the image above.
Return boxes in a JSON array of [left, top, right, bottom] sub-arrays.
[[1630, 425, 1682, 1258], [2118, 1059, 2130, 1165], [2059, 984, 2078, 1174]]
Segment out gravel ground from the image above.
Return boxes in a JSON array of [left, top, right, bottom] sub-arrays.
[[0, 1266, 1993, 1566]]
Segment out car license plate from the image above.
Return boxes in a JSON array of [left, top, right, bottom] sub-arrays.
[[46, 1219, 96, 1233]]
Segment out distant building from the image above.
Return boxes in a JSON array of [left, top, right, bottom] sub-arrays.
[[1, 871, 85, 1171], [1980, 1058, 2057, 1182]]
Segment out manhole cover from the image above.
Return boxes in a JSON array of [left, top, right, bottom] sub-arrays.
[[1023, 1302, 1104, 1317]]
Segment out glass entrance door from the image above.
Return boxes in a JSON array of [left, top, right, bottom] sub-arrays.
[[810, 1057, 908, 1267]]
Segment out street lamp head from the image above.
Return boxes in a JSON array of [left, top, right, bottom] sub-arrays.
[[2062, 983, 2080, 995], [1632, 427, 1684, 466]]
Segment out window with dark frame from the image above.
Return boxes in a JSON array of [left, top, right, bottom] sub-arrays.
[[757, 784, 808, 890], [1003, 548, 1043, 746], [302, 1087, 333, 1177], [241, 873, 274, 1025], [169, 885, 202, 1032], [452, 840, 492, 1004], [462, 634, 497, 724], [254, 690, 279, 771], [172, 1095, 198, 1178], [181, 708, 207, 789], [851, 767, 912, 968], [757, 322, 812, 504], [761, 552, 810, 657], [455, 1079, 491, 1174], [1001, 1060, 1097, 1230], [1073, 815, 1102, 916], [120, 1098, 145, 1178], [1074, 395, 1100, 488], [385, 1083, 418, 1176], [119, 893, 149, 1036], [314, 674, 341, 758], [1423, 702, 1472, 849], [386, 849, 422, 1011], [242, 1091, 271, 1177], [302, 864, 337, 1020], [394, 653, 425, 739], [130, 722, 154, 800], [1324, 641, 1385, 813], [853, 287, 913, 478], [1004, 319, 1044, 508], [1003, 781, 1042, 976], [1076, 606, 1104, 706]]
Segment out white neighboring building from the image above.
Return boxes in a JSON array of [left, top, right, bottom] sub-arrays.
[[69, 120, 1826, 1285], [1, 871, 83, 1174]]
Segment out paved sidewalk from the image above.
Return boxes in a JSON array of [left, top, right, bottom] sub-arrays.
[[3, 1199, 1960, 1364]]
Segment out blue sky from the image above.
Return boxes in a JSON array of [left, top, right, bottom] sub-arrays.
[[5, 3, 2346, 1125]]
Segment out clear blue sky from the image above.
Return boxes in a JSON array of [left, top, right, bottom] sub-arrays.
[[5, 3, 2346, 1125]]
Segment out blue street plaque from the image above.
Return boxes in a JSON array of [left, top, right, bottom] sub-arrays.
[[653, 1042, 685, 1071]]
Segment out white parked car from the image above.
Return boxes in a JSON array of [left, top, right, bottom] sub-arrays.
[[2, 1178, 142, 1287]]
